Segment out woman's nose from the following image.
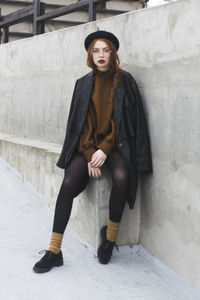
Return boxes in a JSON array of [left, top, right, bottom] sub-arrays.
[[98, 50, 104, 57]]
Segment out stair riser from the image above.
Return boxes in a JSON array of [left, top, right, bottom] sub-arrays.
[[106, 1, 144, 11], [1, 3, 127, 27]]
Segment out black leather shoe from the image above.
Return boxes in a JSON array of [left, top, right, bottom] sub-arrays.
[[97, 226, 119, 264], [33, 250, 63, 273]]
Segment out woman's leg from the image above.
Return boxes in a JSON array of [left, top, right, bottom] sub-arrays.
[[33, 151, 90, 273], [49, 151, 90, 254], [104, 148, 129, 242], [97, 149, 129, 264], [52, 151, 90, 234], [106, 148, 129, 223]]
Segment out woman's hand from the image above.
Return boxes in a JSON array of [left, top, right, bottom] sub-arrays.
[[88, 163, 102, 179], [90, 149, 107, 168]]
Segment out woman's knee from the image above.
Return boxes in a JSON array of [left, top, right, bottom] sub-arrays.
[[113, 168, 129, 185], [61, 168, 89, 197], [62, 176, 72, 190]]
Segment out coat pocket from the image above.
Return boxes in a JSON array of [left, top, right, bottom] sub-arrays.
[[117, 138, 132, 165]]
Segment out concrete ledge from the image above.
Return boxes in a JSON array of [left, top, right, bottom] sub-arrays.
[[0, 132, 61, 153], [0, 133, 63, 208], [0, 133, 140, 248]]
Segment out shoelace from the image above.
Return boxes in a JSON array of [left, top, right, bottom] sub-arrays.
[[37, 249, 54, 262], [38, 249, 48, 255], [114, 243, 119, 252]]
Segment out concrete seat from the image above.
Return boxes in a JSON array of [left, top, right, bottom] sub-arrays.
[[0, 132, 140, 248]]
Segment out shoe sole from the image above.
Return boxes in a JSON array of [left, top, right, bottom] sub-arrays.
[[33, 260, 63, 273], [97, 254, 108, 264]]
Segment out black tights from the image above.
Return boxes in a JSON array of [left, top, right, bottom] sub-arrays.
[[52, 149, 129, 234]]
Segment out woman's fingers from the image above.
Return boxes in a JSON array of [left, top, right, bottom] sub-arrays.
[[91, 150, 107, 168], [89, 164, 95, 178], [98, 161, 103, 167], [91, 159, 102, 167], [91, 167, 101, 179], [91, 168, 97, 179], [90, 156, 98, 165], [94, 160, 103, 168], [95, 168, 101, 179], [92, 153, 97, 159], [88, 162, 102, 179], [88, 163, 91, 176], [91, 157, 105, 167]]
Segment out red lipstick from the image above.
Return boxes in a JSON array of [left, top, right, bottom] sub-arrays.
[[98, 60, 105, 64]]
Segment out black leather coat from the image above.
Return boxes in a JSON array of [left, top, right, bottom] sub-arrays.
[[56, 69, 152, 209]]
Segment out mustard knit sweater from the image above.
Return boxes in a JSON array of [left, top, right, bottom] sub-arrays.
[[77, 69, 116, 162]]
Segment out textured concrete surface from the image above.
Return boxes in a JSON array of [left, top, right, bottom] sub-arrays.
[[0, 133, 63, 208], [0, 0, 200, 290], [0, 157, 200, 300]]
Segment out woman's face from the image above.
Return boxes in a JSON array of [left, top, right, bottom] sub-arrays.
[[91, 40, 111, 72]]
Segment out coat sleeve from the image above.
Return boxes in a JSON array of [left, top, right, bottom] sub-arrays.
[[56, 79, 79, 169], [126, 73, 153, 173]]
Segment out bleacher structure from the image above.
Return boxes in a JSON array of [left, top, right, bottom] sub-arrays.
[[0, 0, 148, 43]]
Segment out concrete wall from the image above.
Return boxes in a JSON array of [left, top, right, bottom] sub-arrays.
[[0, 0, 200, 291]]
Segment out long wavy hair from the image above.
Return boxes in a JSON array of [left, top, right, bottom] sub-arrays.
[[86, 38, 122, 99]]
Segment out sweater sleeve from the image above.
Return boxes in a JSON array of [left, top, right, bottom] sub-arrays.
[[98, 119, 116, 156], [79, 145, 97, 162], [78, 131, 97, 162]]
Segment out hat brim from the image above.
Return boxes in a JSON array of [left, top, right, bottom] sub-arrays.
[[84, 30, 119, 51]]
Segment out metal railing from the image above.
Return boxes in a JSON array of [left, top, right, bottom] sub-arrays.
[[0, 0, 110, 44]]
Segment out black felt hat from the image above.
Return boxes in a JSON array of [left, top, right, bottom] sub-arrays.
[[84, 30, 119, 51]]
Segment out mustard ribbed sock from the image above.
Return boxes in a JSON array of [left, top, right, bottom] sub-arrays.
[[106, 219, 120, 242], [48, 232, 63, 254]]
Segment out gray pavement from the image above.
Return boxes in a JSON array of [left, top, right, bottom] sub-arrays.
[[0, 157, 200, 300]]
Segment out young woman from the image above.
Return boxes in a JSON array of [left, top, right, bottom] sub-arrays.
[[33, 30, 152, 273]]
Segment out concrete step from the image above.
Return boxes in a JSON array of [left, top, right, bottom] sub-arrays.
[[105, 0, 145, 10]]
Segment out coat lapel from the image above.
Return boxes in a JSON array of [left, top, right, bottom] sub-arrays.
[[77, 71, 94, 130]]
